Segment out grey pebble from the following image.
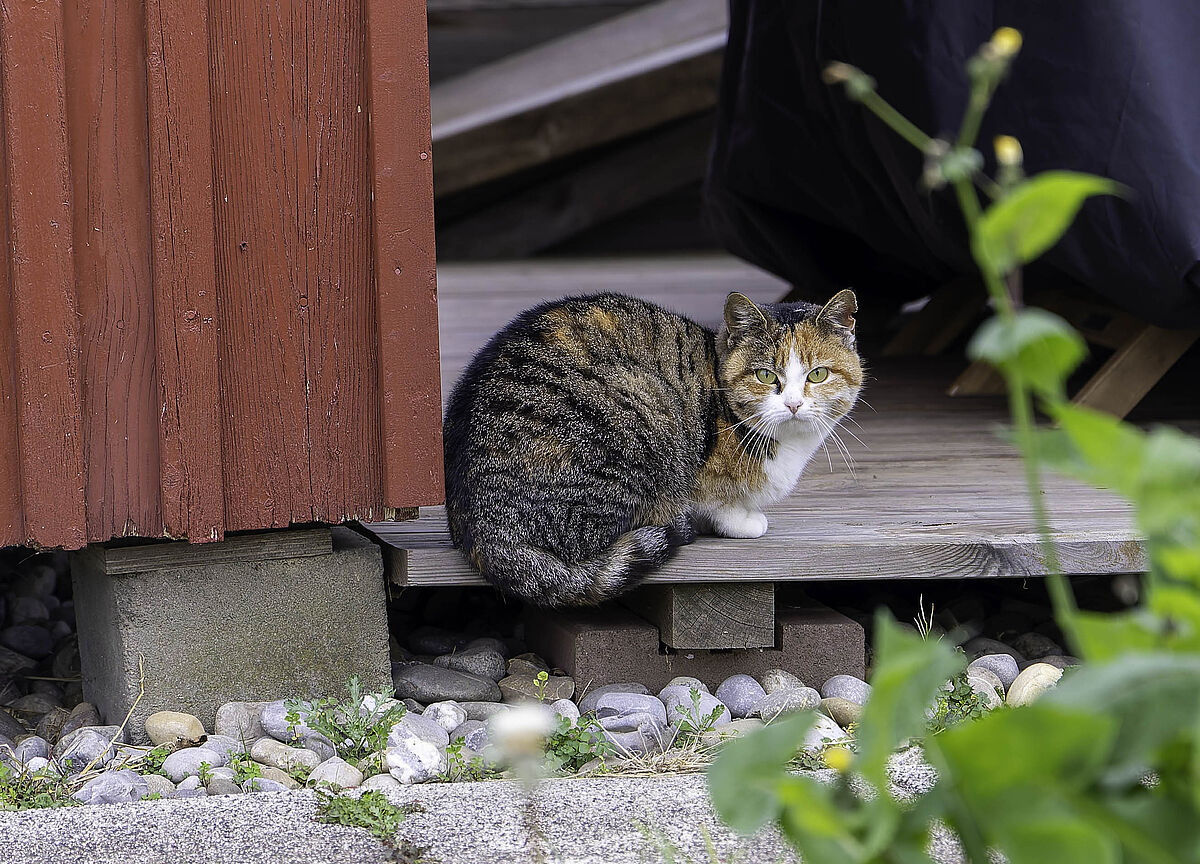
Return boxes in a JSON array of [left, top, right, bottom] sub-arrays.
[[750, 688, 821, 721], [967, 654, 1020, 690], [578, 683, 650, 716], [715, 675, 767, 719], [389, 712, 450, 749], [393, 662, 502, 704], [161, 747, 227, 783], [760, 669, 806, 695], [449, 719, 489, 751], [820, 675, 871, 706], [594, 692, 667, 727], [73, 769, 149, 806], [0, 624, 52, 660], [432, 649, 507, 683], [13, 735, 49, 763]]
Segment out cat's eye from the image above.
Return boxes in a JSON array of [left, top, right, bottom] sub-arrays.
[[754, 369, 778, 385], [807, 367, 830, 383]]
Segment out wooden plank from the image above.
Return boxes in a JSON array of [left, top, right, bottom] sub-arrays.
[[429, 0, 648, 10], [947, 359, 1007, 397], [1031, 287, 1142, 351], [623, 583, 775, 649], [1073, 325, 1199, 419], [0, 73, 22, 542], [366, 357, 1161, 587], [882, 279, 986, 357], [65, 0, 161, 541], [0, 0, 88, 548], [143, 0, 226, 542], [431, 0, 725, 195], [92, 528, 333, 576], [366, 0, 446, 511], [438, 112, 714, 259]]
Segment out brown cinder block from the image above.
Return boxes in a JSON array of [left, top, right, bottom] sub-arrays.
[[525, 601, 865, 693]]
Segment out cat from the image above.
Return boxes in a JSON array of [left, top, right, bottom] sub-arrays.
[[442, 289, 863, 607]]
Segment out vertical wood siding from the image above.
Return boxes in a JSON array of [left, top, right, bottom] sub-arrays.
[[0, 0, 443, 549]]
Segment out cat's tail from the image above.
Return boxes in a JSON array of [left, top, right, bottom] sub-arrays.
[[470, 526, 683, 607]]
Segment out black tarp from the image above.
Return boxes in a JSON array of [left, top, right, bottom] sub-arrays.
[[706, 1, 1200, 327]]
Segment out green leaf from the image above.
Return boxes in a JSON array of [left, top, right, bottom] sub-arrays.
[[972, 171, 1124, 275], [968, 309, 1086, 397], [775, 778, 866, 863], [854, 612, 963, 784], [707, 713, 814, 834]]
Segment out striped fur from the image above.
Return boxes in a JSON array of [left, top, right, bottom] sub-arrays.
[[443, 291, 862, 607]]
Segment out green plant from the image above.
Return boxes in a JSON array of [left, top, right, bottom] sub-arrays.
[[196, 761, 214, 785], [228, 751, 262, 786], [544, 714, 614, 774], [438, 739, 493, 782], [286, 676, 407, 769], [709, 26, 1200, 864], [925, 671, 989, 735], [532, 670, 550, 702], [674, 689, 728, 741], [314, 787, 431, 861], [135, 744, 173, 777], [0, 761, 79, 811]]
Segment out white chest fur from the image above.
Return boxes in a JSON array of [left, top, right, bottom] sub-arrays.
[[749, 430, 825, 508]]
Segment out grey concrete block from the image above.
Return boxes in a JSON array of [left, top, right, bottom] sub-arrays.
[[525, 601, 864, 694], [71, 528, 389, 744]]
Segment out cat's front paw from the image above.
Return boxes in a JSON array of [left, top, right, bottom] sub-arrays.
[[713, 509, 769, 539]]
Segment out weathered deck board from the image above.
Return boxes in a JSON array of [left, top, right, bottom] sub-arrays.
[[363, 256, 1185, 587]]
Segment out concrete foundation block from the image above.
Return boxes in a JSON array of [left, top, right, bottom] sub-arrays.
[[525, 602, 864, 693], [71, 527, 390, 744]]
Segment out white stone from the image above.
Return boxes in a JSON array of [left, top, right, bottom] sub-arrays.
[[249, 737, 321, 773], [1006, 663, 1062, 707], [423, 701, 467, 734], [385, 739, 446, 784], [309, 756, 364, 789]]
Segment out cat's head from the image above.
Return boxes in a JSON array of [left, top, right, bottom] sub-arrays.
[[717, 290, 863, 438]]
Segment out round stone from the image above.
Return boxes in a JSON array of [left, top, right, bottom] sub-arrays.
[[249, 738, 320, 773], [214, 701, 270, 741], [243, 777, 290, 793], [145, 711, 206, 746], [393, 663, 502, 704], [0, 624, 52, 660], [820, 696, 863, 728], [433, 649, 507, 683], [361, 773, 402, 791], [715, 675, 767, 719], [1006, 663, 1063, 707], [449, 719, 489, 752], [162, 747, 227, 783], [698, 717, 765, 747], [750, 688, 821, 722], [594, 692, 667, 727], [260, 700, 316, 743], [73, 769, 148, 805], [259, 767, 300, 789], [962, 636, 1024, 661], [53, 726, 124, 775], [309, 756, 364, 789], [458, 702, 511, 723], [59, 702, 102, 741], [14, 735, 49, 763], [760, 669, 806, 695], [206, 777, 244, 796], [578, 683, 650, 716], [143, 774, 176, 798], [660, 677, 708, 696], [6, 693, 58, 716], [9, 596, 49, 625], [408, 625, 465, 655], [820, 675, 871, 706], [386, 739, 446, 784], [549, 699, 579, 728], [423, 701, 467, 734], [967, 654, 1021, 690], [389, 712, 451, 749], [463, 637, 510, 658], [202, 734, 247, 761], [499, 673, 574, 704], [668, 691, 729, 730], [803, 714, 849, 751], [300, 733, 337, 762], [965, 672, 1004, 710], [1011, 632, 1063, 661]]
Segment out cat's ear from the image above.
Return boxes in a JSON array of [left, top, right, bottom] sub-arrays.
[[817, 289, 857, 345], [723, 292, 769, 337]]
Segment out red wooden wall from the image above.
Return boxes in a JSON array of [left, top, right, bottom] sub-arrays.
[[0, 0, 443, 549]]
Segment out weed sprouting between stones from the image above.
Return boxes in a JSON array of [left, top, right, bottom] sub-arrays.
[[314, 788, 432, 862], [544, 714, 613, 774], [0, 761, 78, 811], [286, 676, 407, 770]]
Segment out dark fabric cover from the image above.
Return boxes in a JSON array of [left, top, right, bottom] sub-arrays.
[[706, 1, 1200, 327]]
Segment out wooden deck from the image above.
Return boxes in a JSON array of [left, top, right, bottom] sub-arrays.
[[365, 254, 1168, 587]]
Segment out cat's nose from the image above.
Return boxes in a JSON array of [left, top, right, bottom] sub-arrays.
[[786, 401, 803, 414]]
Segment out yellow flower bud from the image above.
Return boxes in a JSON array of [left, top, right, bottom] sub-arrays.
[[822, 746, 854, 772], [989, 27, 1023, 58], [994, 135, 1024, 167]]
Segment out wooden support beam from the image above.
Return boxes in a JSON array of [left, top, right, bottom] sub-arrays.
[[947, 359, 1007, 397], [431, 0, 724, 196], [883, 279, 987, 357], [621, 582, 775, 649], [78, 528, 333, 575], [437, 112, 713, 259], [1073, 325, 1200, 418]]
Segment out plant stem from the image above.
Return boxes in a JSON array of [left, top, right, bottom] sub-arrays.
[[855, 90, 934, 152]]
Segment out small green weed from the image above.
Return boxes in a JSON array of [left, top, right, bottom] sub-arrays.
[[544, 714, 614, 774], [315, 788, 432, 861], [197, 761, 214, 785], [228, 751, 263, 785], [532, 670, 550, 702], [926, 672, 989, 735], [0, 761, 79, 811], [438, 739, 493, 782], [135, 744, 173, 777], [673, 689, 727, 741], [287, 676, 407, 769]]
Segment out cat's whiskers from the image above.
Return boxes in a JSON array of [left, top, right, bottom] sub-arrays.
[[812, 413, 857, 478]]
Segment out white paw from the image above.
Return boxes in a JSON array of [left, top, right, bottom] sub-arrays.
[[713, 509, 769, 539]]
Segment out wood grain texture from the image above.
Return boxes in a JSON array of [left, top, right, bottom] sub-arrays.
[[65, 0, 161, 541], [0, 0, 88, 548], [208, 0, 386, 527], [1073, 325, 1199, 419], [143, 0, 226, 542], [0, 88, 21, 541], [365, 0, 445, 509], [623, 582, 775, 649], [438, 112, 713, 260], [431, 0, 725, 195], [84, 528, 332, 575]]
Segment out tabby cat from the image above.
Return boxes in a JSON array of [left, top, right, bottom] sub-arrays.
[[443, 290, 863, 607]]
